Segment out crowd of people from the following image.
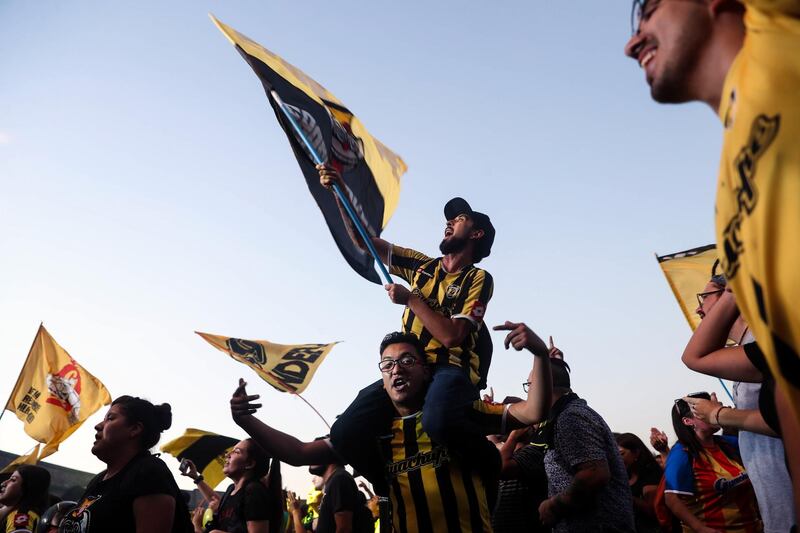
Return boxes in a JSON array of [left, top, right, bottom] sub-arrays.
[[2, 0, 799, 531]]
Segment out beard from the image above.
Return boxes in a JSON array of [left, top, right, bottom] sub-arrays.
[[439, 235, 468, 255], [650, 17, 710, 103]]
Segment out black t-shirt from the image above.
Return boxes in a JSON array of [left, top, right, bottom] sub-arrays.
[[629, 463, 663, 533], [209, 480, 272, 533], [58, 453, 192, 533], [744, 342, 781, 435], [315, 469, 372, 533]]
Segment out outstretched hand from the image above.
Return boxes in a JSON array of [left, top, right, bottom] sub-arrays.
[[230, 378, 262, 423], [493, 321, 548, 357], [548, 336, 564, 359]]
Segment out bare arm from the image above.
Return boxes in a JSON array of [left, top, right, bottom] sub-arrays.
[[665, 492, 720, 533], [684, 394, 777, 436], [230, 379, 338, 466], [493, 321, 553, 426], [247, 520, 269, 533], [682, 291, 762, 382], [133, 494, 176, 533], [334, 511, 354, 533], [498, 428, 528, 479]]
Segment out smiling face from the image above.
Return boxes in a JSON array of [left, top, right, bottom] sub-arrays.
[[223, 439, 253, 480], [380, 342, 430, 415], [0, 471, 23, 507], [91, 404, 141, 462], [625, 0, 712, 103]]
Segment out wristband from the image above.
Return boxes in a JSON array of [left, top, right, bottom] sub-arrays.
[[193, 475, 204, 484], [713, 406, 730, 427]]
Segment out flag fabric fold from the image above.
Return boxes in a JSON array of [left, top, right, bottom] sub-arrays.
[[196, 331, 336, 394], [4, 325, 111, 460], [160, 428, 238, 489], [0, 445, 41, 474], [211, 15, 406, 284], [656, 244, 718, 332]]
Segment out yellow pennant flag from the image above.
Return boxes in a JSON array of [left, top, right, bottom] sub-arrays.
[[5, 325, 112, 460], [656, 244, 719, 332], [0, 445, 41, 474], [196, 331, 337, 394], [161, 428, 238, 489]]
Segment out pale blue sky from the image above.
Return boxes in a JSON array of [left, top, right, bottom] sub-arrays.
[[1, 1, 726, 493]]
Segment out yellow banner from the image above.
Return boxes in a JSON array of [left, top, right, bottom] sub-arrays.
[[656, 245, 719, 332], [161, 428, 237, 489], [210, 14, 405, 229], [0, 445, 41, 474], [5, 325, 112, 460], [196, 331, 337, 394]]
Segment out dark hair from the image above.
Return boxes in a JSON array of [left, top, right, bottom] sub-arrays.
[[616, 433, 662, 476], [243, 438, 271, 479], [379, 332, 426, 362], [112, 396, 172, 450], [15, 465, 51, 516], [711, 259, 727, 286], [671, 401, 705, 457], [550, 358, 571, 389]]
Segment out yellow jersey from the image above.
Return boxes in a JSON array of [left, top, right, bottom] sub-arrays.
[[388, 245, 493, 386], [381, 400, 507, 533], [715, 0, 800, 422]]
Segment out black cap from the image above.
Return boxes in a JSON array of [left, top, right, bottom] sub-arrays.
[[444, 197, 495, 261]]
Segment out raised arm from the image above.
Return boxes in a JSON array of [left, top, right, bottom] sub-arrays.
[[492, 321, 553, 426], [317, 163, 390, 263], [681, 291, 762, 382], [230, 379, 337, 466], [180, 459, 220, 506], [682, 393, 777, 436]]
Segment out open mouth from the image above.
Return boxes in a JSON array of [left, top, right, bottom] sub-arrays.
[[444, 227, 453, 237], [392, 377, 409, 392], [639, 47, 657, 69]]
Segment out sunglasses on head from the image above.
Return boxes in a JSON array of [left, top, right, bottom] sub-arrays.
[[674, 391, 710, 416]]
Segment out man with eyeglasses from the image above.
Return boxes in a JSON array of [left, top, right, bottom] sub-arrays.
[[228, 328, 554, 533], [624, 1, 800, 517]]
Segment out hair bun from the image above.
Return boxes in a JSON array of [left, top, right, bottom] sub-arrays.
[[155, 403, 172, 431]]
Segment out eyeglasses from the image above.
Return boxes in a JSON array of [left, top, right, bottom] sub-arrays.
[[696, 289, 724, 308], [630, 0, 704, 36], [631, 0, 656, 36], [378, 354, 418, 373], [523, 381, 532, 393]]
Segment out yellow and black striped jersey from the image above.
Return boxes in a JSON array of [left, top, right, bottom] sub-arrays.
[[388, 245, 493, 385], [381, 401, 507, 533], [715, 0, 800, 423]]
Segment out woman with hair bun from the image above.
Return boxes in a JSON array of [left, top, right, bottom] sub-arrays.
[[0, 464, 51, 533], [58, 395, 193, 533]]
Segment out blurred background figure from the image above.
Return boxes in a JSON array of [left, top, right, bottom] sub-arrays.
[[0, 465, 51, 533], [616, 433, 662, 533]]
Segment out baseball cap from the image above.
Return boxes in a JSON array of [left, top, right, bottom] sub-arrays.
[[444, 197, 495, 260]]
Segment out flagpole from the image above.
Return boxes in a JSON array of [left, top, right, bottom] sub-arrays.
[[270, 375, 331, 430], [268, 89, 393, 285], [0, 323, 43, 423]]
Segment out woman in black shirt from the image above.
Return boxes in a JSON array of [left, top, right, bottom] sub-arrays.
[[59, 395, 192, 533], [616, 432, 662, 533], [203, 438, 272, 533]]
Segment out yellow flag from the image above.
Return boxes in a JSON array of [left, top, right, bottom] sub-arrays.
[[0, 445, 41, 474], [656, 245, 719, 332], [161, 428, 238, 489], [196, 331, 336, 393], [5, 325, 112, 460]]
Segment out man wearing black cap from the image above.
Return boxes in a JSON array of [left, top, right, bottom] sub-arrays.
[[317, 164, 498, 494]]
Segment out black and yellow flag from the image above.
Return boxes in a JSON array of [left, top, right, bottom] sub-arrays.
[[161, 428, 237, 489], [196, 331, 336, 394], [656, 244, 719, 331], [211, 15, 406, 284], [5, 325, 111, 460]]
